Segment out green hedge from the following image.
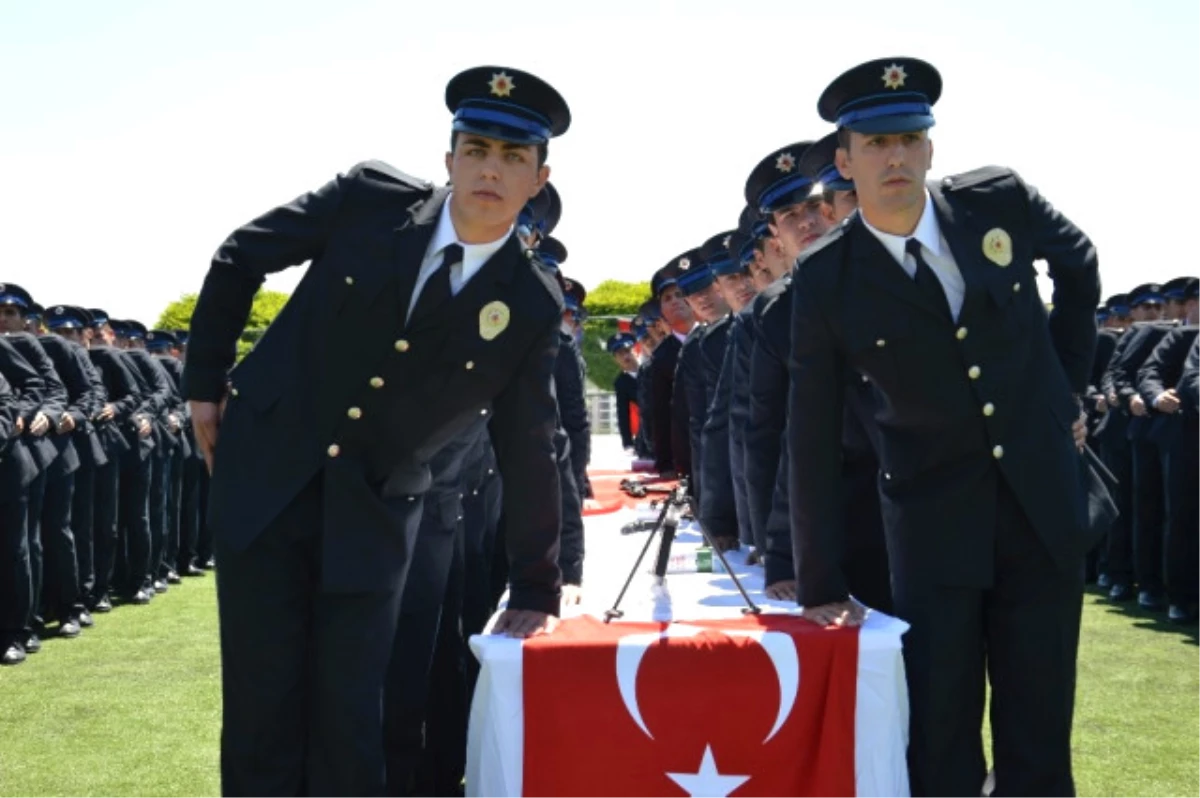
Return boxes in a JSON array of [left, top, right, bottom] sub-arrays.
[[583, 279, 651, 317]]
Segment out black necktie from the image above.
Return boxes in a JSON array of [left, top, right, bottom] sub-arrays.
[[411, 243, 462, 325], [905, 238, 952, 321]]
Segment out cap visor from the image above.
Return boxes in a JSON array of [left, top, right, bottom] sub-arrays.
[[452, 120, 546, 146], [845, 113, 935, 135]]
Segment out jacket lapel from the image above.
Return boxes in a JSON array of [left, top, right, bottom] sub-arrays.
[[927, 183, 991, 321], [405, 233, 521, 338], [849, 215, 945, 322], [393, 185, 452, 315]]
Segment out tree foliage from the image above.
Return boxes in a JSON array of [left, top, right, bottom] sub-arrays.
[[156, 289, 292, 361], [583, 280, 651, 317], [580, 318, 620, 390]]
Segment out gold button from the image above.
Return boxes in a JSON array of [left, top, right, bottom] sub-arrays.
[[992, 445, 1004, 459], [876, 339, 886, 348], [369, 377, 384, 389], [230, 388, 239, 397], [465, 361, 475, 370], [956, 327, 968, 340], [347, 407, 362, 420], [968, 366, 981, 380], [983, 402, 995, 417], [1012, 283, 1021, 293], [480, 409, 488, 416], [327, 444, 341, 458], [344, 276, 354, 285], [394, 339, 410, 352]]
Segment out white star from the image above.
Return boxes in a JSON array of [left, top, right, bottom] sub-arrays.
[[666, 746, 750, 797]]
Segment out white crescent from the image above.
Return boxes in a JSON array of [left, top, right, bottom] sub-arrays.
[[615, 623, 800, 743]]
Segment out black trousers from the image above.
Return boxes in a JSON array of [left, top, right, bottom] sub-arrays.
[[1164, 420, 1199, 605], [148, 451, 169, 581], [1131, 439, 1165, 592], [216, 475, 422, 797], [461, 470, 502, 691], [178, 455, 203, 570], [163, 448, 184, 576], [73, 464, 96, 602], [40, 469, 81, 621], [117, 452, 152, 596], [383, 491, 463, 797], [1101, 437, 1134, 583], [24, 470, 47, 632], [0, 477, 31, 646], [896, 478, 1083, 798], [91, 459, 120, 602], [196, 466, 213, 565]]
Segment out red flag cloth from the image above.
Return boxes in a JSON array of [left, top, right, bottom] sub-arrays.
[[522, 614, 859, 797]]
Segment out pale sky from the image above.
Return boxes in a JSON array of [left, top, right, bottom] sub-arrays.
[[2, 0, 1195, 323]]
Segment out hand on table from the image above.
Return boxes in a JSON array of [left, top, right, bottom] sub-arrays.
[[492, 609, 559, 639], [802, 600, 866, 628]]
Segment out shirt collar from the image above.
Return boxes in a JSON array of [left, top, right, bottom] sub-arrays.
[[429, 192, 513, 259], [860, 188, 943, 260]]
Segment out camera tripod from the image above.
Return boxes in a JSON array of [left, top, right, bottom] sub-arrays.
[[604, 478, 761, 623]]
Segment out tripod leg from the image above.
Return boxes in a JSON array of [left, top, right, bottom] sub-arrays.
[[688, 499, 762, 615], [605, 499, 672, 622]]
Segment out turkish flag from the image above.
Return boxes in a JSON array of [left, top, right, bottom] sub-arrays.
[[522, 614, 859, 796]]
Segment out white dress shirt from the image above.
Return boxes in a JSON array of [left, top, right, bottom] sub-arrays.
[[406, 194, 513, 321], [861, 189, 966, 321]]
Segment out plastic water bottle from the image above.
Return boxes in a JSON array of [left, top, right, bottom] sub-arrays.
[[659, 547, 714, 574]]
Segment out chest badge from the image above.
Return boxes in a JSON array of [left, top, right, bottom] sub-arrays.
[[982, 228, 1013, 267], [480, 301, 511, 341]]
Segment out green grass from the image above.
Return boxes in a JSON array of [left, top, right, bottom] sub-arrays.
[[0, 581, 1194, 796]]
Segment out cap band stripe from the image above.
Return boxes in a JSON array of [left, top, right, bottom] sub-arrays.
[[836, 100, 932, 128], [759, 174, 814, 213]]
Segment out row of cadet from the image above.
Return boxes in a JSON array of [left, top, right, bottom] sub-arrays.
[[0, 291, 213, 666]]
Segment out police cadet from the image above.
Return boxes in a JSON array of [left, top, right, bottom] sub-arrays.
[[697, 228, 758, 552], [44, 307, 116, 616], [116, 320, 180, 595], [788, 57, 1098, 795], [741, 140, 832, 562], [607, 332, 640, 451], [182, 65, 569, 794], [0, 309, 45, 666], [170, 329, 208, 577], [1136, 277, 1199, 622], [147, 330, 192, 586], [40, 306, 110, 634], [1084, 295, 1126, 584], [0, 284, 70, 652], [549, 245, 592, 501], [1101, 282, 1176, 608], [648, 258, 695, 476], [86, 310, 152, 611], [25, 303, 46, 335], [632, 298, 667, 460], [1166, 316, 1200, 624], [674, 249, 729, 503], [763, 133, 893, 611]]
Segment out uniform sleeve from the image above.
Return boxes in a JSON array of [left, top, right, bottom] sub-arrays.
[[72, 345, 108, 422], [185, 172, 349, 402], [786, 269, 850, 607], [1024, 177, 1101, 394], [651, 352, 675, 472], [682, 343, 708, 489], [554, 337, 591, 491], [1136, 329, 1184, 406], [1181, 339, 1200, 413], [744, 309, 788, 554], [489, 319, 563, 616], [0, 338, 46, 423], [99, 350, 144, 420], [1111, 328, 1157, 407], [615, 375, 634, 448], [17, 337, 68, 419], [698, 340, 737, 539], [1099, 332, 1130, 399], [0, 372, 16, 443]]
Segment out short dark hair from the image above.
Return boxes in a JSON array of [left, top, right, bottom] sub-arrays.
[[836, 126, 852, 151], [450, 131, 548, 167]]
